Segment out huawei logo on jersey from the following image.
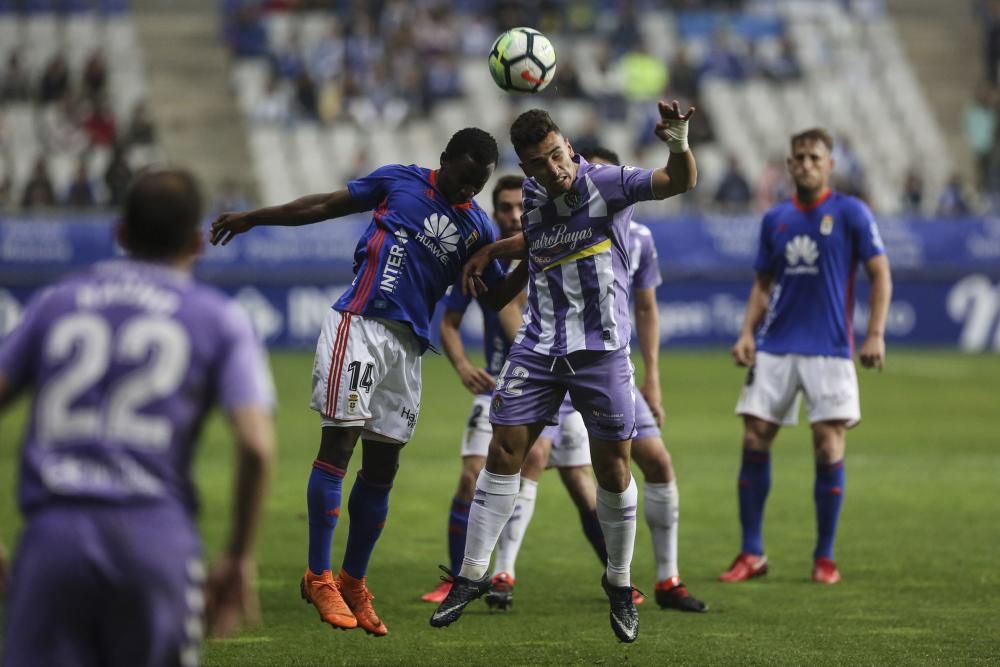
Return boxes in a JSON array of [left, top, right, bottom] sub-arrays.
[[417, 213, 459, 264], [784, 235, 820, 275]]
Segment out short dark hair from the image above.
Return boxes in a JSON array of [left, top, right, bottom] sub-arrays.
[[580, 146, 620, 166], [510, 109, 561, 157], [790, 128, 834, 152], [444, 127, 499, 167], [122, 167, 203, 260], [491, 174, 524, 209]]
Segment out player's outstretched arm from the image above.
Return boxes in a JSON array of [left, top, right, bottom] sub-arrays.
[[634, 286, 664, 425], [479, 258, 530, 312], [440, 310, 495, 394], [205, 406, 275, 637], [210, 189, 370, 245], [462, 232, 528, 296], [859, 254, 892, 370], [650, 100, 698, 200], [732, 272, 773, 367]]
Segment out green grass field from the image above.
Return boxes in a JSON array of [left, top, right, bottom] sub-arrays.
[[2, 349, 999, 665]]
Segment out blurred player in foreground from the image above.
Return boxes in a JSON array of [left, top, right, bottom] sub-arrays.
[[0, 168, 276, 667], [483, 146, 706, 614], [211, 128, 525, 636], [421, 175, 526, 604], [721, 128, 892, 585], [430, 102, 697, 643]]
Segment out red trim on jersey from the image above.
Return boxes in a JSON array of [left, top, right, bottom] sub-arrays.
[[325, 312, 353, 417], [429, 169, 473, 210], [845, 262, 857, 356], [793, 188, 832, 212], [345, 226, 387, 313]]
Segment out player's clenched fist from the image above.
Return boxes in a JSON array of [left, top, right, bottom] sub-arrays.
[[211, 212, 255, 246], [731, 332, 756, 367]]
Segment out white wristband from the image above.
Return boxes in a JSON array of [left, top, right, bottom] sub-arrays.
[[661, 118, 689, 154]]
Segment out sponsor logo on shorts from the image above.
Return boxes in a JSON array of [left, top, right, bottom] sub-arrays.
[[492, 394, 504, 412], [400, 406, 417, 428], [591, 408, 624, 419]]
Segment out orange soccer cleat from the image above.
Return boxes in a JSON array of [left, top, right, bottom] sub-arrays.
[[632, 588, 647, 605], [420, 580, 453, 604], [337, 570, 388, 636], [719, 553, 769, 582], [484, 571, 515, 611], [812, 557, 841, 584], [300, 569, 358, 630]]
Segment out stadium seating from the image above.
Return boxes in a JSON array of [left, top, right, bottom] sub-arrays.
[[220, 0, 951, 216]]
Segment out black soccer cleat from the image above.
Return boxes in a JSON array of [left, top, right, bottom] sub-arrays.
[[429, 565, 491, 628], [484, 572, 514, 611], [654, 577, 708, 613], [601, 573, 639, 643]]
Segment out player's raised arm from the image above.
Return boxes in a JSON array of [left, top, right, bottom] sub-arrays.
[[859, 254, 892, 370], [478, 256, 530, 312], [732, 271, 774, 367], [210, 189, 370, 246], [462, 232, 528, 296], [650, 100, 698, 200]]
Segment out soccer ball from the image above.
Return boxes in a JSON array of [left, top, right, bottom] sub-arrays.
[[488, 27, 557, 93]]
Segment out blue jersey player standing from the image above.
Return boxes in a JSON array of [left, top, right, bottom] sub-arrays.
[[210, 128, 523, 636], [0, 169, 276, 667], [421, 175, 526, 604], [719, 128, 892, 585], [431, 102, 697, 643]]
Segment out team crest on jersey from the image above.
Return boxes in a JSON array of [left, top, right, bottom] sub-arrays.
[[563, 189, 581, 209], [820, 215, 834, 235], [465, 229, 480, 249], [347, 392, 360, 415]]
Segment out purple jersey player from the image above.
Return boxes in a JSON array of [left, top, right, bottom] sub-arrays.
[[720, 128, 892, 586], [431, 102, 698, 643], [0, 169, 276, 667], [210, 128, 524, 636]]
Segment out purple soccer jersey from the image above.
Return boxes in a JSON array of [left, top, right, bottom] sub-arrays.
[[0, 259, 274, 515], [628, 221, 662, 292], [516, 156, 656, 356]]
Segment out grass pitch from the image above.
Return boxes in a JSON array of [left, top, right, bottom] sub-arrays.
[[2, 349, 998, 665]]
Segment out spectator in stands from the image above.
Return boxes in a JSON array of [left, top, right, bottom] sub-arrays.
[[963, 83, 997, 191], [577, 43, 626, 120], [619, 41, 669, 103], [20, 158, 57, 210], [38, 53, 71, 105], [104, 144, 132, 207], [714, 156, 753, 211], [40, 97, 87, 154], [604, 0, 642, 57], [0, 49, 32, 102], [123, 101, 157, 147], [668, 46, 699, 100], [82, 97, 118, 147], [294, 70, 320, 122], [759, 36, 802, 82], [832, 135, 867, 199], [253, 73, 292, 125], [754, 155, 791, 211], [937, 174, 972, 217], [983, 0, 1000, 84], [308, 18, 346, 83], [422, 54, 463, 110], [81, 50, 108, 100], [225, 6, 269, 59], [64, 160, 96, 208], [552, 60, 586, 99], [900, 168, 924, 214], [699, 30, 748, 82]]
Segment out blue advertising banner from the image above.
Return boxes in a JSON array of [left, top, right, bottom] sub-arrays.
[[3, 213, 1000, 350]]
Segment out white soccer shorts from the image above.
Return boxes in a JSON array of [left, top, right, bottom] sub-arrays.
[[460, 393, 493, 458], [735, 351, 861, 427], [545, 408, 592, 468], [310, 309, 422, 444]]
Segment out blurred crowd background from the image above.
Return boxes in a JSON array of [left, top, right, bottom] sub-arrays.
[[0, 0, 989, 218]]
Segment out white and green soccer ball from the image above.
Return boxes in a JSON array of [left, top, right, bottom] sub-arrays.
[[488, 27, 557, 93]]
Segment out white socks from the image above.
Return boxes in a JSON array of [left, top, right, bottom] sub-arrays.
[[644, 480, 679, 581], [459, 470, 520, 580], [493, 477, 538, 578], [596, 476, 639, 588]]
